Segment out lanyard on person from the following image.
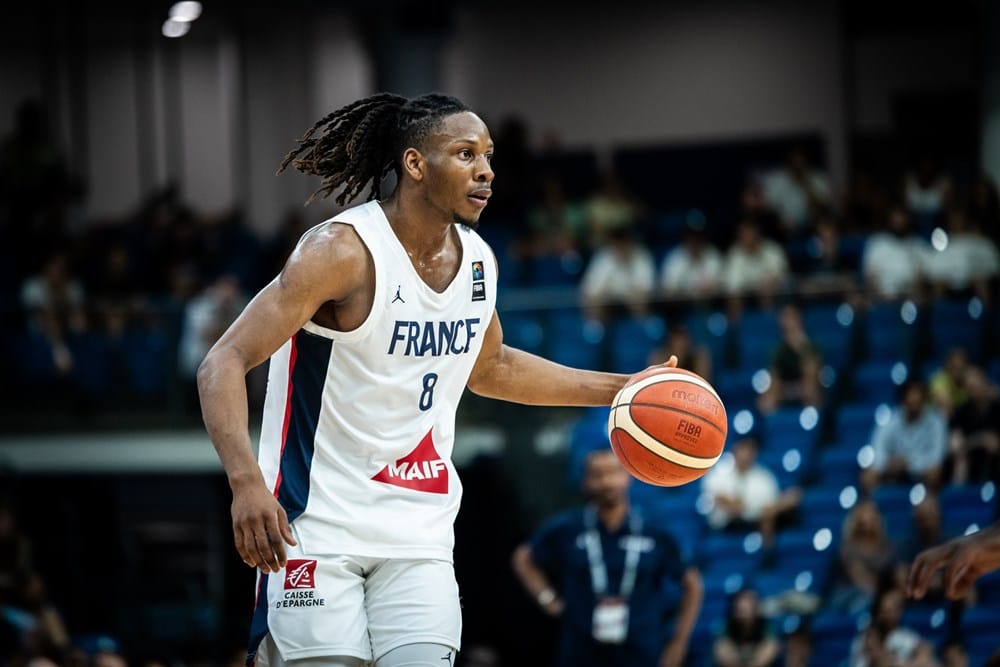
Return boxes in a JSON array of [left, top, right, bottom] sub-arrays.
[[583, 505, 644, 598]]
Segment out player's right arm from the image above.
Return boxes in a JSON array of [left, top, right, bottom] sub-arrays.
[[197, 223, 371, 574]]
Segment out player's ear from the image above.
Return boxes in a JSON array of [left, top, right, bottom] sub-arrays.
[[401, 147, 424, 182]]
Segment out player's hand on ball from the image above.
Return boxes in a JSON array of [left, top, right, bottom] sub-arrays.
[[231, 480, 298, 573]]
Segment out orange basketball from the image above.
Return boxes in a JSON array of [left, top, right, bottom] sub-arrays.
[[608, 367, 728, 487]]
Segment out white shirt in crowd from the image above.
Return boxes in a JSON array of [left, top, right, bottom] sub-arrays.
[[660, 244, 724, 296], [700, 462, 780, 529], [861, 233, 933, 298], [581, 244, 656, 304], [723, 240, 789, 294], [762, 169, 832, 228], [925, 233, 1000, 289]]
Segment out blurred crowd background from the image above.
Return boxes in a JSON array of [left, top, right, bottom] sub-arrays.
[[2, 0, 1000, 666]]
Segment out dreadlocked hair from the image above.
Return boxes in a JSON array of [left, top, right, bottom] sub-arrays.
[[278, 92, 471, 206]]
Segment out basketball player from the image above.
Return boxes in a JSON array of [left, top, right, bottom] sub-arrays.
[[197, 93, 678, 667], [511, 447, 702, 667], [907, 520, 1000, 600]]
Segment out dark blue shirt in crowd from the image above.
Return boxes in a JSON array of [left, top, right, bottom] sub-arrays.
[[529, 507, 689, 667]]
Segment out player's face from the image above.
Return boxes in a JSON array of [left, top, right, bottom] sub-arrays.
[[583, 450, 630, 506], [421, 112, 494, 228]]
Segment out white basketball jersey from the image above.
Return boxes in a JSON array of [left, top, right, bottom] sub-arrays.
[[256, 200, 497, 561]]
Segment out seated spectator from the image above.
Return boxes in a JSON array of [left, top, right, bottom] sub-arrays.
[[941, 640, 969, 667], [925, 207, 1000, 306], [848, 585, 940, 667], [761, 146, 833, 238], [739, 182, 783, 242], [757, 304, 823, 415], [948, 366, 1000, 485], [648, 325, 712, 383], [659, 226, 724, 301], [968, 172, 1000, 247], [862, 379, 947, 493], [177, 274, 248, 410], [903, 156, 953, 230], [20, 252, 87, 375], [701, 437, 801, 546], [580, 227, 656, 323], [723, 219, 790, 316], [0, 506, 30, 602], [713, 588, 781, 667], [781, 626, 812, 667], [525, 173, 586, 258], [10, 571, 70, 658], [928, 347, 970, 418], [797, 214, 860, 296], [861, 205, 932, 301], [828, 500, 896, 615], [583, 170, 645, 250]]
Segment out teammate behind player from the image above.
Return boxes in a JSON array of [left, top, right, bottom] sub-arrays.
[[197, 93, 677, 667]]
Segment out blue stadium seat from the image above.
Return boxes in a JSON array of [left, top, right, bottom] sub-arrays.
[[900, 604, 949, 645], [734, 309, 780, 371], [871, 484, 915, 538], [863, 301, 919, 364], [528, 253, 583, 286], [929, 298, 985, 362], [608, 314, 666, 374], [713, 368, 758, 413], [761, 407, 821, 452], [816, 445, 862, 490], [683, 310, 729, 372], [757, 446, 809, 490], [799, 486, 849, 532], [834, 402, 880, 447], [123, 328, 169, 397], [546, 309, 604, 370], [498, 310, 546, 356], [852, 359, 907, 405], [802, 302, 856, 371]]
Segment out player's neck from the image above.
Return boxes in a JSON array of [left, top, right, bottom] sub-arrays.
[[596, 501, 629, 531], [380, 193, 454, 261]]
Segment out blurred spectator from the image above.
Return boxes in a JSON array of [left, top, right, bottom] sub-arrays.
[[928, 348, 970, 418], [862, 379, 948, 493], [512, 448, 703, 667], [948, 366, 1000, 485], [757, 304, 823, 415], [701, 437, 801, 546], [847, 585, 940, 667], [483, 115, 536, 237], [525, 173, 586, 257], [925, 207, 999, 305], [761, 147, 833, 237], [583, 171, 645, 249], [828, 500, 896, 615], [796, 214, 859, 296], [0, 506, 30, 601], [92, 649, 128, 667], [904, 156, 953, 230], [723, 219, 790, 315], [659, 226, 724, 301], [580, 227, 656, 322], [941, 640, 969, 667], [260, 209, 310, 288], [648, 325, 712, 383], [861, 204, 932, 300], [712, 588, 780, 667], [841, 170, 892, 233], [780, 626, 812, 667], [20, 252, 87, 375], [9, 571, 70, 657], [177, 274, 248, 408], [739, 183, 783, 242], [968, 172, 1000, 246]]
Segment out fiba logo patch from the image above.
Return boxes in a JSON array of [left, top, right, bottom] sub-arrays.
[[471, 261, 484, 281], [284, 560, 317, 590]]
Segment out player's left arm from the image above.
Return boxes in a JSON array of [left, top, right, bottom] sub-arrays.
[[466, 310, 677, 406], [660, 566, 703, 667]]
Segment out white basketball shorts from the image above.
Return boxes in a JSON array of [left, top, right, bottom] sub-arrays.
[[247, 546, 462, 665]]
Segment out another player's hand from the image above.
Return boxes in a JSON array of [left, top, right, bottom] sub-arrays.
[[906, 535, 980, 600], [231, 481, 298, 573]]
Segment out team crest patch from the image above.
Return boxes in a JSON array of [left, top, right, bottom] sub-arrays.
[[471, 261, 484, 281], [284, 560, 317, 589], [472, 281, 486, 302]]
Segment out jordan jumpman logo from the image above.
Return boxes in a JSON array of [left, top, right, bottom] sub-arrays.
[[392, 285, 405, 304]]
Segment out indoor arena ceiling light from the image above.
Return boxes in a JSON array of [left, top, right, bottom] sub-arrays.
[[170, 1, 203, 21], [162, 18, 190, 38]]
